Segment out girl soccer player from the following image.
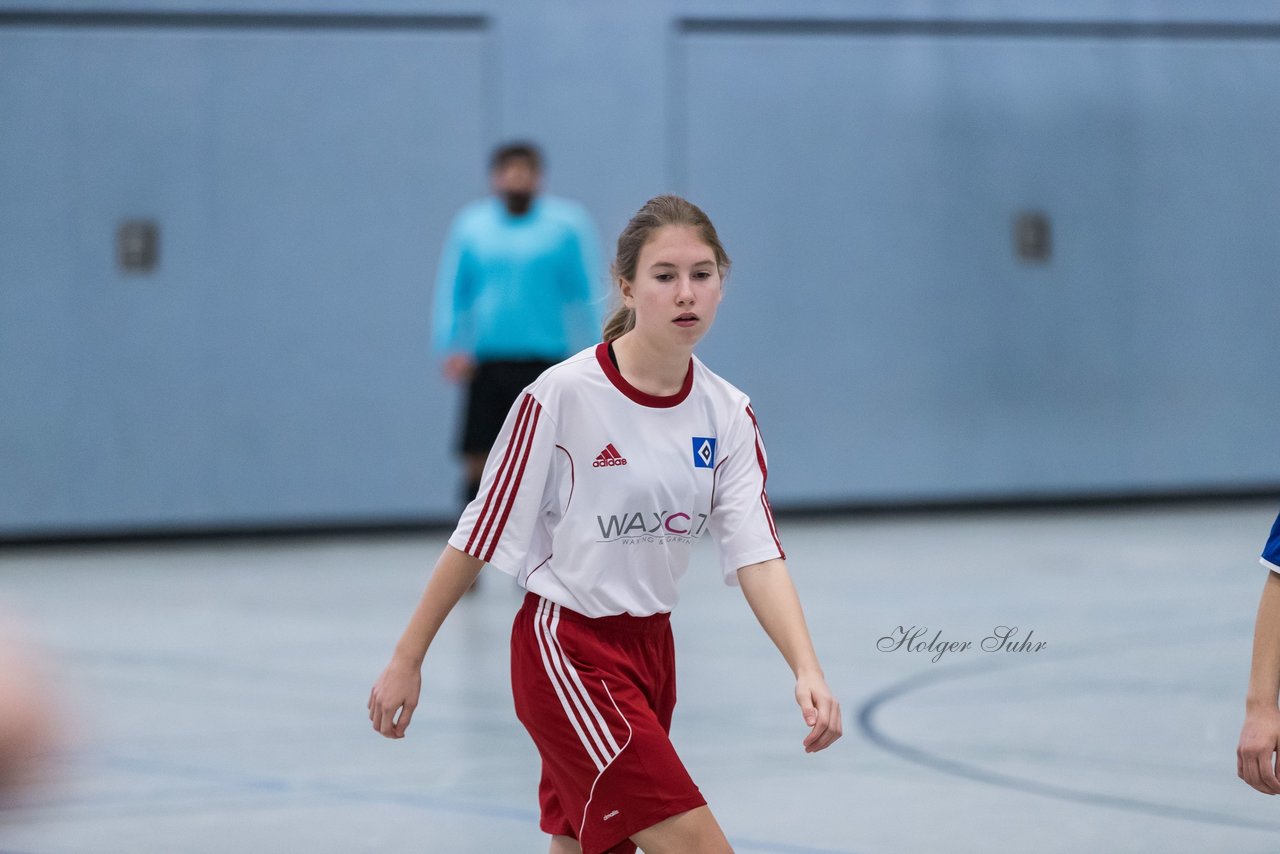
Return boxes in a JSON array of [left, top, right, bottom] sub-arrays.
[[370, 195, 842, 853]]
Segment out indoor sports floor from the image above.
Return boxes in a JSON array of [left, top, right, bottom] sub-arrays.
[[0, 500, 1276, 853]]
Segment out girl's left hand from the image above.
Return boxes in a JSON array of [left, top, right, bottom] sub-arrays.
[[795, 673, 842, 753]]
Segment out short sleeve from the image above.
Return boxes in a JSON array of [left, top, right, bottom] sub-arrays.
[[1262, 511, 1280, 572], [449, 391, 556, 576], [708, 402, 786, 585]]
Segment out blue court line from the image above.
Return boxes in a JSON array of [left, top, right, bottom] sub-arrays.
[[38, 753, 863, 854], [50, 645, 344, 684], [730, 840, 862, 854], [95, 754, 291, 792], [310, 785, 861, 853], [856, 620, 1280, 833], [35, 753, 534, 822]]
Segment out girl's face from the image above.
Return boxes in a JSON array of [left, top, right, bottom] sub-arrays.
[[621, 226, 723, 348]]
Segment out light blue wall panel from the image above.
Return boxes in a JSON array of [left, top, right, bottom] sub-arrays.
[[681, 26, 1280, 502], [1, 32, 80, 525], [1, 5, 1278, 536], [0, 20, 490, 532]]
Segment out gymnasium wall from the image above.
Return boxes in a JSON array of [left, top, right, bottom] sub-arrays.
[[2, 1, 1278, 537]]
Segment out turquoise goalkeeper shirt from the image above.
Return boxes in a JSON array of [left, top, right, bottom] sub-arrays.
[[432, 195, 604, 361]]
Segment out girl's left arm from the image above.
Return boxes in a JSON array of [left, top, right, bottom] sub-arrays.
[[737, 558, 843, 753]]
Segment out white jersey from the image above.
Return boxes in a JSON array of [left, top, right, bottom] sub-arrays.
[[448, 342, 785, 617]]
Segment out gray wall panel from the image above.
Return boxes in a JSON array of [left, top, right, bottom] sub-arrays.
[[1, 22, 489, 531], [1, 4, 1277, 535], [681, 28, 1280, 502]]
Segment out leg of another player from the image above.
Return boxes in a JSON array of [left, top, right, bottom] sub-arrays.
[[463, 453, 487, 502], [461, 452, 487, 593], [1238, 569, 1280, 793], [549, 835, 581, 853], [630, 806, 733, 853]]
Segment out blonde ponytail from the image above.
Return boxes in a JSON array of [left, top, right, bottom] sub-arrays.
[[602, 305, 635, 343]]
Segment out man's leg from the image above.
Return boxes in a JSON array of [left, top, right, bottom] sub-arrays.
[[461, 453, 487, 593], [463, 453, 486, 504]]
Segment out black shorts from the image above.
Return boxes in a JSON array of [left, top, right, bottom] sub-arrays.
[[459, 358, 557, 455]]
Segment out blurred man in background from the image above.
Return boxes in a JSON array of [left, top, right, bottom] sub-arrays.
[[433, 142, 602, 513]]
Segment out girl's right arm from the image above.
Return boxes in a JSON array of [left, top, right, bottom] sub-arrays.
[[1238, 569, 1280, 794], [368, 545, 485, 739]]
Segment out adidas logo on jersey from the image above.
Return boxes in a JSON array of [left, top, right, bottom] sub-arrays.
[[593, 443, 628, 468]]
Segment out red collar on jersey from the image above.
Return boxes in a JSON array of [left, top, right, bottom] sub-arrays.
[[595, 341, 693, 408]]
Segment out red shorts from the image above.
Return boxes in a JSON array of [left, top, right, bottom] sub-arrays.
[[511, 592, 707, 854]]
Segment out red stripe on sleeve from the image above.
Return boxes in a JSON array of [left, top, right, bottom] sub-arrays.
[[465, 394, 532, 555], [710, 453, 730, 512], [745, 405, 768, 479], [474, 397, 539, 558], [745, 405, 784, 558], [483, 401, 543, 560], [760, 493, 784, 559]]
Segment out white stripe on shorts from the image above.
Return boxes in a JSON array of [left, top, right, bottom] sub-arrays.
[[533, 598, 617, 772], [546, 603, 623, 757], [580, 679, 634, 845]]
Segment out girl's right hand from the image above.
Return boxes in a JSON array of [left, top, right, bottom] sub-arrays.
[[368, 659, 422, 739]]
